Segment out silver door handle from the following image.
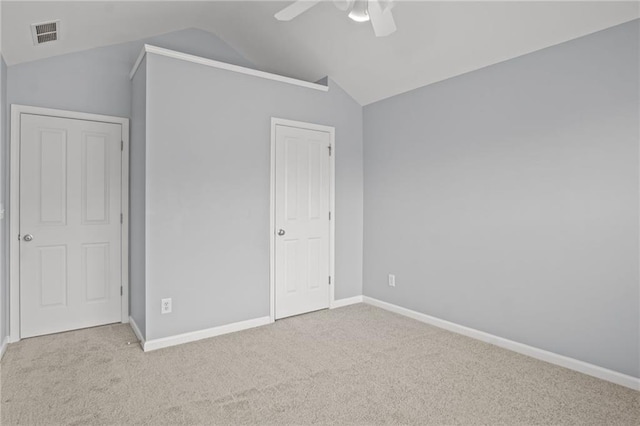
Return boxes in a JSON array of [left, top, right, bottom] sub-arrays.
[[23, 234, 34, 242], [277, 229, 285, 236]]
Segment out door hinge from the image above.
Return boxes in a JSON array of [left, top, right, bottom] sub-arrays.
[[120, 286, 123, 296], [329, 211, 331, 220], [329, 276, 332, 285], [120, 213, 123, 224], [121, 140, 124, 151], [328, 145, 332, 156]]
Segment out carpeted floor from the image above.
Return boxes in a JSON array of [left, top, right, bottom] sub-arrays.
[[1, 304, 638, 425]]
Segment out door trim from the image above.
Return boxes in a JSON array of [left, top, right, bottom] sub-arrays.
[[9, 105, 130, 342], [269, 118, 336, 323]]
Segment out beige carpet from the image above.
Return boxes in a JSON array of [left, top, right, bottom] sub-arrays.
[[1, 304, 638, 425]]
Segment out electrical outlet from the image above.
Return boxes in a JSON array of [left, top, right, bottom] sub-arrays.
[[388, 274, 396, 287], [161, 298, 172, 314]]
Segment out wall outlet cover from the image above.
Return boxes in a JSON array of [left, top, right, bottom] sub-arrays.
[[388, 274, 396, 287], [161, 298, 172, 314]]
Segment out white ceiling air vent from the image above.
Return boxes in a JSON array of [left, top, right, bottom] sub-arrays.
[[31, 20, 60, 45]]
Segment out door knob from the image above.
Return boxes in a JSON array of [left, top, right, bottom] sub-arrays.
[[277, 229, 286, 236], [23, 234, 34, 242]]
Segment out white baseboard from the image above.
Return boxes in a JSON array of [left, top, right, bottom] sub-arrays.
[[128, 316, 146, 350], [363, 296, 640, 391], [142, 316, 272, 352], [0, 336, 9, 360], [330, 295, 363, 309]]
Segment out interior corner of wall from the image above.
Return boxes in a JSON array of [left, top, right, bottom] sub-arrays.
[[315, 76, 329, 87]]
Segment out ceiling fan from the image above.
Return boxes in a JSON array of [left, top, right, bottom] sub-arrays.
[[275, 0, 397, 37]]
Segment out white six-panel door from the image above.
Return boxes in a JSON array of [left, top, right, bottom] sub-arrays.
[[274, 124, 331, 319], [19, 114, 123, 338]]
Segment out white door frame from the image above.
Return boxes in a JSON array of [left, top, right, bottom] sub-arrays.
[[9, 105, 130, 342], [269, 118, 336, 322]]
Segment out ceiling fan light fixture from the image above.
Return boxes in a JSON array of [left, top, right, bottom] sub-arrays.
[[348, 0, 370, 22]]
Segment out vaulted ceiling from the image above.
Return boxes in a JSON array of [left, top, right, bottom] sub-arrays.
[[2, 1, 638, 105]]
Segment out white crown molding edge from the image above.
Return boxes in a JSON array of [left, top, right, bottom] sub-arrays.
[[129, 44, 329, 93]]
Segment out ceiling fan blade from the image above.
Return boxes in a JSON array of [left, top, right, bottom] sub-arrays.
[[275, 1, 321, 21], [368, 0, 397, 37]]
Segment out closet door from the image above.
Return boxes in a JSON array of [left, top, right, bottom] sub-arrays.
[[274, 124, 331, 319], [20, 114, 123, 338]]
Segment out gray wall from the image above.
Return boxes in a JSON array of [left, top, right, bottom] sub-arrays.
[[7, 28, 253, 118], [0, 56, 7, 346], [363, 20, 639, 377], [143, 53, 363, 340], [130, 57, 147, 337]]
